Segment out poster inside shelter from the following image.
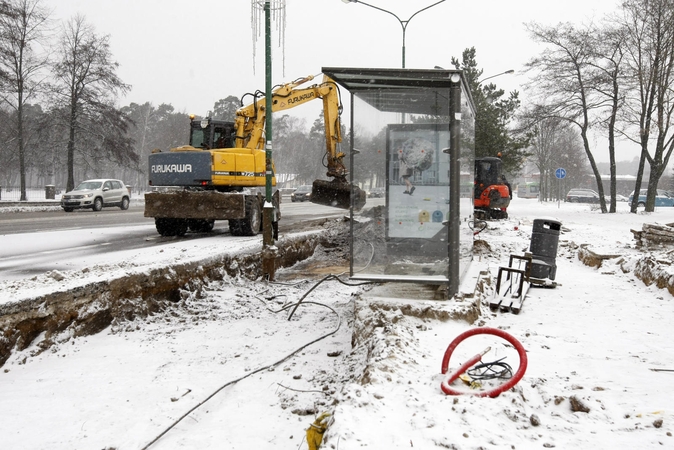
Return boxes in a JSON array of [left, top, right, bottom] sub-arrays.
[[386, 124, 451, 240]]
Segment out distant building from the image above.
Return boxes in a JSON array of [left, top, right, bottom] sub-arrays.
[[585, 174, 673, 196], [596, 174, 637, 196]]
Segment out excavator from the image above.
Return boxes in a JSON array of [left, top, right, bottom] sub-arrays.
[[144, 74, 367, 237], [474, 155, 511, 220]]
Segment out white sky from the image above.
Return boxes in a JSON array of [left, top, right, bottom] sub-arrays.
[[48, 0, 628, 161]]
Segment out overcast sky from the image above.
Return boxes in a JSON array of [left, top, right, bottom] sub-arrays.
[[50, 0, 628, 161]]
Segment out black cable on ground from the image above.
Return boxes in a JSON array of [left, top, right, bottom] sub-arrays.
[[142, 264, 377, 448], [466, 356, 513, 381], [470, 219, 488, 235], [140, 300, 342, 450], [287, 274, 375, 321]]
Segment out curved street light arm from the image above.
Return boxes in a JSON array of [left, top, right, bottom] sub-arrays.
[[342, 0, 446, 68], [477, 69, 515, 86], [346, 0, 403, 26], [404, 0, 447, 26]]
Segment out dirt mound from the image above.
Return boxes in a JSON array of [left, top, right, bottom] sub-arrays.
[[0, 230, 327, 367]]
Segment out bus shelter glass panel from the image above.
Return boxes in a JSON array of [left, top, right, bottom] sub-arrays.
[[350, 87, 459, 283]]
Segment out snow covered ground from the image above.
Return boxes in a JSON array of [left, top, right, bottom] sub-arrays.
[[2, 196, 674, 449]]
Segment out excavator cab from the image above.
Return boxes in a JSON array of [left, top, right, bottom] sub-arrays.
[[474, 156, 510, 220], [189, 119, 236, 150]]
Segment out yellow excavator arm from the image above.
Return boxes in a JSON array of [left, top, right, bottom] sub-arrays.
[[222, 73, 365, 209], [234, 74, 348, 183]]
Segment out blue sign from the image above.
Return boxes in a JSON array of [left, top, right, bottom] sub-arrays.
[[555, 168, 567, 179]]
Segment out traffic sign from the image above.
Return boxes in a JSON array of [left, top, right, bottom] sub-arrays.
[[555, 168, 566, 179]]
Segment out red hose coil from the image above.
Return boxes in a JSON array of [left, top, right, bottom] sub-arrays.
[[440, 327, 528, 398]]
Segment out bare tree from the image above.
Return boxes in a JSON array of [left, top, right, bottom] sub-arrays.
[[51, 14, 133, 192], [525, 22, 612, 212], [119, 102, 189, 191], [522, 109, 588, 201], [528, 113, 561, 201], [353, 125, 386, 190], [619, 0, 674, 212], [587, 24, 626, 212], [0, 0, 50, 200], [271, 113, 310, 183], [123, 102, 154, 188]]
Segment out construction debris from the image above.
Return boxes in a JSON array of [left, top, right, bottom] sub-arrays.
[[631, 222, 674, 248], [577, 244, 621, 268]]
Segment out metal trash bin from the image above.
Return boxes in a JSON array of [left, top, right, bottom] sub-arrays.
[[529, 218, 561, 280], [45, 185, 56, 200]]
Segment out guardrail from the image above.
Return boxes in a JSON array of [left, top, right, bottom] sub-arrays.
[[0, 201, 61, 208], [0, 186, 292, 203], [0, 186, 65, 201]]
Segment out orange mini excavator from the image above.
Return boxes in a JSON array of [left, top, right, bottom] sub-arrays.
[[474, 155, 511, 220]]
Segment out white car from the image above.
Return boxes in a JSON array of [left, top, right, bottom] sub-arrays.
[[61, 179, 131, 212]]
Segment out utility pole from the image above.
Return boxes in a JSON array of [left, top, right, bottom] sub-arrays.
[[263, 0, 274, 248]]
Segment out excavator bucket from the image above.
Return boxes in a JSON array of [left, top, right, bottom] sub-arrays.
[[311, 179, 367, 210]]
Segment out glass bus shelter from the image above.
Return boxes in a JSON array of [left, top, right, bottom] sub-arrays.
[[322, 67, 476, 297]]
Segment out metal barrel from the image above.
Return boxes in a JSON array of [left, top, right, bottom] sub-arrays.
[[529, 218, 562, 280]]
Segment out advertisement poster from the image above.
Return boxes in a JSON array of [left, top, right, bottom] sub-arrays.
[[386, 124, 451, 240]]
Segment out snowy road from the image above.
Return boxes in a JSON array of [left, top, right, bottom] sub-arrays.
[[0, 200, 356, 282]]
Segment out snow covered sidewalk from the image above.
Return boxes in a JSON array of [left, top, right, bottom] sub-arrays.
[[1, 198, 674, 449]]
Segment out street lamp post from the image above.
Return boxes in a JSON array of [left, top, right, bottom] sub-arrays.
[[341, 0, 446, 68], [477, 69, 515, 86]]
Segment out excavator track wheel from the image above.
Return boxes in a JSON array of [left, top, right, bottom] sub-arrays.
[[229, 197, 261, 236], [156, 218, 188, 237], [188, 219, 215, 233]]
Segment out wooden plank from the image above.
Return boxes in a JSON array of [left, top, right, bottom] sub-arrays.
[[509, 281, 530, 314], [643, 223, 674, 236], [489, 296, 504, 311], [491, 266, 528, 314]]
